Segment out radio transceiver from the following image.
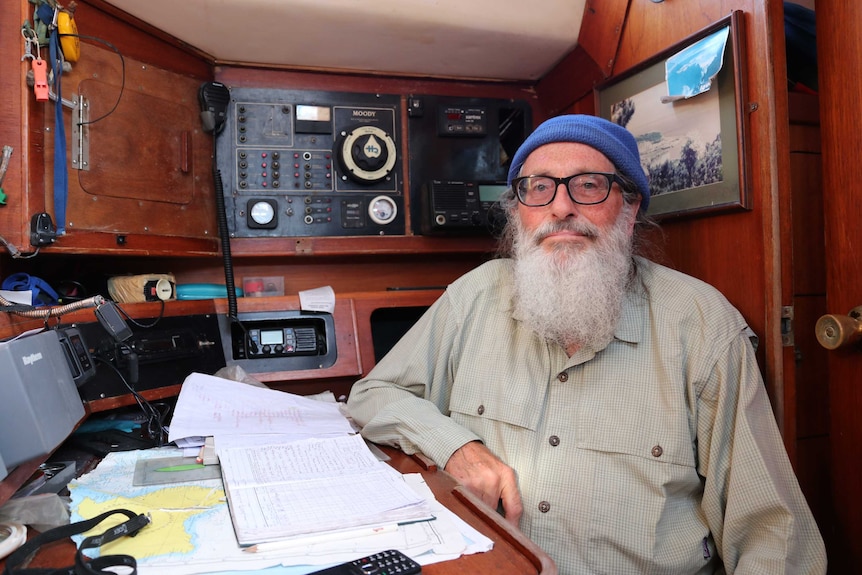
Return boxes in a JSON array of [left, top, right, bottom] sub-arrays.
[[421, 179, 507, 235]]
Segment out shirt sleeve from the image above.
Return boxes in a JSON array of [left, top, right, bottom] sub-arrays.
[[697, 330, 827, 573], [347, 291, 483, 468]]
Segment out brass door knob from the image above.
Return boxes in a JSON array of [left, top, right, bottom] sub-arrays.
[[815, 306, 862, 350]]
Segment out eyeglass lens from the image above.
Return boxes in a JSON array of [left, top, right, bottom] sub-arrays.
[[515, 173, 612, 206]]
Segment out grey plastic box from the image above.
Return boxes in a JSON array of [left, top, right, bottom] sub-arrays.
[[0, 330, 85, 473]]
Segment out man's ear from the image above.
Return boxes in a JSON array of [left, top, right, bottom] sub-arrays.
[[626, 197, 642, 232]]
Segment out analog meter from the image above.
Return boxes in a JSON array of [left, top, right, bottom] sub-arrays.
[[368, 195, 397, 225]]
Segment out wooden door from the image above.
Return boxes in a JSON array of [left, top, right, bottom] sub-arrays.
[[816, 0, 862, 571]]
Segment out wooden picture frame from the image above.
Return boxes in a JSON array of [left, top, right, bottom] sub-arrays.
[[595, 11, 749, 219]]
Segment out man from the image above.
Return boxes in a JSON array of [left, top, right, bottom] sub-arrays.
[[347, 115, 827, 574]]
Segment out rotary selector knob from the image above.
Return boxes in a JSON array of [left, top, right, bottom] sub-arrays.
[[338, 126, 396, 183]]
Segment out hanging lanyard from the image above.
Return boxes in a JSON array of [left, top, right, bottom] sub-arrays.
[[2, 509, 150, 575], [34, 2, 68, 236]]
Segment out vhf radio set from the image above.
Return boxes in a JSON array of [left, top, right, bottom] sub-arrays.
[[408, 95, 532, 236], [212, 87, 405, 238], [420, 179, 508, 235]]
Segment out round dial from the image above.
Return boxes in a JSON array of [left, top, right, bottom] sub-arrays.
[[249, 200, 275, 225], [368, 195, 397, 225], [338, 125, 397, 183]]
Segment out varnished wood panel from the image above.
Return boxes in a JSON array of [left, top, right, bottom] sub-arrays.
[[5, 0, 216, 258], [534, 46, 603, 118], [0, 1, 38, 252], [789, 125, 824, 295], [792, 296, 829, 439], [817, 0, 862, 570], [578, 0, 629, 78], [40, 43, 219, 248]]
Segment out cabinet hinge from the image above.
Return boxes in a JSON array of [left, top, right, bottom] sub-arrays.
[[71, 95, 89, 171]]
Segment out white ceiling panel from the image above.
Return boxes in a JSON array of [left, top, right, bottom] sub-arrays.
[[102, 0, 585, 80]]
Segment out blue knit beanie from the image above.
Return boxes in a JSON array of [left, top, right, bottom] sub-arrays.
[[507, 114, 651, 212]]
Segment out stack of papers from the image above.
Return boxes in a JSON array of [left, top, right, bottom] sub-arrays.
[[167, 373, 435, 546], [217, 434, 433, 545], [168, 372, 355, 444]]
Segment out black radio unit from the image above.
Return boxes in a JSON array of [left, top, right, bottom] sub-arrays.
[[421, 179, 508, 235], [407, 95, 531, 236]]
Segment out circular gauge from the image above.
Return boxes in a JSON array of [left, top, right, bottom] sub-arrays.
[[247, 199, 277, 229], [338, 126, 397, 183], [368, 195, 397, 225]]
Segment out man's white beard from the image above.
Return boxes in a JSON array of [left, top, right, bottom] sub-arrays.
[[512, 210, 635, 353]]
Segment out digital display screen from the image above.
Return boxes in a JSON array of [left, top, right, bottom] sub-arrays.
[[296, 105, 331, 122], [479, 183, 507, 202], [260, 329, 284, 346]]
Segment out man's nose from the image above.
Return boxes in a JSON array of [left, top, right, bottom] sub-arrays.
[[549, 182, 580, 217]]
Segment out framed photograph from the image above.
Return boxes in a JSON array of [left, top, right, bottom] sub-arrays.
[[595, 11, 749, 219]]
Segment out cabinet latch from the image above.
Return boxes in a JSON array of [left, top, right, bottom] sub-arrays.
[[781, 305, 794, 347]]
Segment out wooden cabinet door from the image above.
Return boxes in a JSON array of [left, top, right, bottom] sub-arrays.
[[817, 0, 862, 570]]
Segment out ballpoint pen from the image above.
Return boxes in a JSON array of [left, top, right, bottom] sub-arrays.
[[243, 523, 399, 554]]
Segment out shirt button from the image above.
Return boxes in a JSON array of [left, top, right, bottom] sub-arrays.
[[557, 372, 568, 382], [651, 445, 663, 458], [477, 405, 485, 415], [548, 435, 560, 447], [538, 501, 551, 513]]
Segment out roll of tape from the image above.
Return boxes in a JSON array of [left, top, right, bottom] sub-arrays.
[[0, 521, 27, 560], [143, 278, 174, 301], [108, 274, 176, 303]]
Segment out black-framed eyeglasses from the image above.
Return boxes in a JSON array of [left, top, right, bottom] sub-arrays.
[[511, 172, 621, 207]]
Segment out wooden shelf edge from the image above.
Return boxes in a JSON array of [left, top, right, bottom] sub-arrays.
[[229, 235, 498, 257]]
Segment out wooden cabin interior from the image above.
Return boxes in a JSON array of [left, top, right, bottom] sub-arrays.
[[2, 0, 860, 571]]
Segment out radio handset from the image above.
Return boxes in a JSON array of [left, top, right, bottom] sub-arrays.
[[198, 81, 231, 135]]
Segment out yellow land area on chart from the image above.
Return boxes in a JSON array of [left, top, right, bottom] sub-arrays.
[[74, 484, 225, 558]]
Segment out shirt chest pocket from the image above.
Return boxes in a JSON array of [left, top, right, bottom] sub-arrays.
[[447, 361, 545, 432], [578, 410, 697, 469], [445, 323, 552, 433]]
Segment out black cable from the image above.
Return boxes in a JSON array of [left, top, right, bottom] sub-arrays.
[[92, 356, 169, 446], [59, 33, 125, 126], [114, 299, 165, 328]]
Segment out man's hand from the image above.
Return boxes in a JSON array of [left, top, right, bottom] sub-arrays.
[[444, 441, 523, 525]]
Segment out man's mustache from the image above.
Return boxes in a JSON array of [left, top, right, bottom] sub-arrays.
[[531, 221, 600, 245]]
